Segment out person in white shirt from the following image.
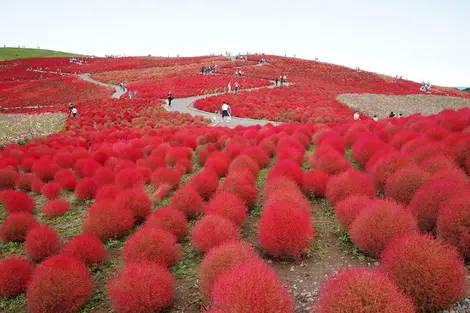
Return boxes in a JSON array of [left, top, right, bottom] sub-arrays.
[[221, 102, 230, 122], [71, 107, 78, 118], [373, 115, 378, 121], [353, 112, 360, 120]]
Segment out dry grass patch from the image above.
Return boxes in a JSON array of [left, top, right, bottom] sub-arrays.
[[0, 113, 67, 146], [337, 93, 470, 118]]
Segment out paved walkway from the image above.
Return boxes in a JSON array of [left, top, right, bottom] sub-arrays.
[[79, 74, 127, 99], [77, 72, 288, 128]]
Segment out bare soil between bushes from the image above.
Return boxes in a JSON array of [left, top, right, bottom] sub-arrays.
[[337, 93, 470, 119]]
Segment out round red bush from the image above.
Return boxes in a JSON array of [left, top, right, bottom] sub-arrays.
[[169, 186, 204, 218], [381, 233, 467, 312], [267, 159, 304, 187], [0, 255, 34, 297], [429, 168, 468, 185], [0, 190, 35, 213], [350, 199, 418, 257], [94, 167, 115, 186], [82, 200, 134, 242], [0, 167, 18, 190], [210, 260, 293, 313], [217, 177, 257, 208], [325, 170, 375, 205], [41, 182, 62, 200], [115, 167, 146, 189], [115, 188, 151, 223], [107, 262, 175, 313], [146, 206, 188, 239], [122, 226, 181, 266], [258, 201, 315, 260], [25, 224, 61, 262], [314, 267, 415, 313], [205, 191, 248, 225], [42, 199, 70, 218], [31, 158, 58, 182], [27, 254, 93, 313], [191, 215, 240, 253], [56, 172, 77, 191], [263, 176, 298, 200], [314, 151, 352, 175], [205, 156, 229, 177], [437, 191, 470, 258], [385, 166, 429, 204], [229, 155, 260, 177], [408, 180, 466, 232], [151, 167, 181, 190], [352, 135, 387, 168], [75, 177, 99, 201], [188, 169, 219, 200], [15, 173, 35, 191], [419, 154, 458, 174], [61, 234, 106, 266], [95, 184, 121, 201], [243, 146, 270, 168], [369, 151, 415, 191], [264, 188, 311, 215], [334, 195, 371, 230], [199, 241, 259, 298], [302, 169, 329, 198], [0, 212, 38, 242]]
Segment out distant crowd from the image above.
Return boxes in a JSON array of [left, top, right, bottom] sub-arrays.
[[354, 111, 404, 121], [69, 58, 88, 65], [201, 65, 220, 75]]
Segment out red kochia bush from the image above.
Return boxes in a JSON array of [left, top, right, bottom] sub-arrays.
[[369, 152, 415, 191], [408, 180, 466, 232], [205, 191, 248, 225], [0, 212, 39, 242], [41, 182, 62, 200], [381, 233, 467, 312], [15, 173, 35, 191], [352, 135, 387, 168], [243, 146, 270, 168], [75, 177, 99, 200], [205, 156, 230, 177], [199, 241, 259, 298], [82, 201, 134, 242], [325, 170, 375, 204], [95, 184, 121, 201], [122, 227, 181, 267], [217, 177, 257, 208], [25, 224, 61, 262], [151, 167, 181, 190], [61, 234, 106, 266], [385, 166, 429, 204], [229, 155, 260, 176], [188, 169, 219, 200], [169, 186, 204, 218], [146, 207, 188, 239], [210, 260, 294, 313], [334, 195, 372, 230], [107, 262, 175, 313], [0, 256, 34, 297], [31, 158, 58, 182], [302, 169, 329, 198], [267, 159, 304, 187], [56, 172, 77, 191], [115, 167, 146, 189], [314, 267, 415, 313], [350, 199, 418, 257], [191, 215, 240, 253], [0, 167, 18, 190], [115, 188, 151, 223], [0, 190, 35, 213], [258, 201, 315, 260], [27, 254, 93, 313], [42, 199, 70, 218], [264, 188, 311, 215], [263, 176, 298, 199], [437, 192, 470, 258]]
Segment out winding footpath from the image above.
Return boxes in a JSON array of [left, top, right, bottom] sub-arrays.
[[78, 73, 285, 128]]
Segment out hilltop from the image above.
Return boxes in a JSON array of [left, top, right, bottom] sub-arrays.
[[0, 47, 88, 61]]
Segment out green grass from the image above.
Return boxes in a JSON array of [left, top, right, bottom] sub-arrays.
[[0, 47, 88, 61]]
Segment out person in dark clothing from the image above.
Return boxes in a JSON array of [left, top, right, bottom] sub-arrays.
[[69, 102, 73, 113], [275, 77, 278, 86], [168, 92, 174, 106], [389, 111, 396, 118]]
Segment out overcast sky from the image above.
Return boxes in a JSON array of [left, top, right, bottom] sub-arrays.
[[2, 0, 469, 86]]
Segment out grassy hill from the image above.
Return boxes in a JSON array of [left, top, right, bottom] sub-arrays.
[[0, 47, 88, 61]]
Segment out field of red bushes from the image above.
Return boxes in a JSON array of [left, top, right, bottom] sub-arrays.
[[1, 54, 470, 313]]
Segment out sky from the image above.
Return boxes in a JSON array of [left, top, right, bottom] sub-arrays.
[[2, 0, 469, 87]]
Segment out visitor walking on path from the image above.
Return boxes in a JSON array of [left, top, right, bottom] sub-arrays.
[[234, 82, 239, 94], [275, 77, 279, 86], [129, 90, 133, 99], [168, 91, 174, 107], [228, 82, 231, 93], [71, 106, 78, 118], [353, 111, 360, 120], [69, 102, 74, 113], [389, 111, 396, 118], [221, 102, 230, 122]]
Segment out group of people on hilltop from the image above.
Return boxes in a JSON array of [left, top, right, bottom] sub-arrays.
[[354, 111, 404, 121], [236, 55, 248, 61], [234, 70, 245, 77], [259, 58, 267, 65], [420, 81, 432, 92], [275, 75, 287, 86], [69, 58, 88, 65], [201, 65, 220, 75]]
